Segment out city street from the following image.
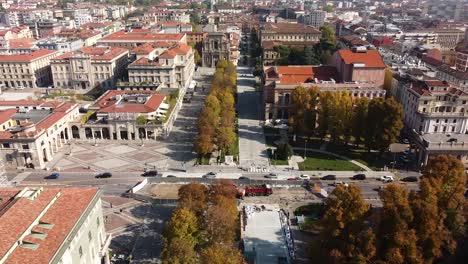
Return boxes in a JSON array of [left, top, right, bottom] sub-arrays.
[[237, 66, 269, 167]]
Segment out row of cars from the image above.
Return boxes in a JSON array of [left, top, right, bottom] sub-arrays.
[[45, 172, 113, 179]]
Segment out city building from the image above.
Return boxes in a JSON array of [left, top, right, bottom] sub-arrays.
[[259, 22, 321, 44], [186, 32, 207, 45], [202, 32, 231, 67], [70, 90, 173, 141], [56, 29, 103, 47], [97, 30, 187, 49], [127, 43, 195, 90], [154, 21, 192, 33], [106, 6, 128, 20], [0, 49, 59, 89], [396, 78, 468, 166], [51, 46, 129, 92], [0, 186, 110, 264], [423, 0, 464, 21], [0, 100, 79, 169], [143, 10, 191, 24], [330, 48, 387, 88], [298, 10, 326, 29], [261, 40, 312, 65], [36, 37, 84, 53]]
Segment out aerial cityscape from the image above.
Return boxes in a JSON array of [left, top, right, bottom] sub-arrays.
[[0, 0, 466, 263]]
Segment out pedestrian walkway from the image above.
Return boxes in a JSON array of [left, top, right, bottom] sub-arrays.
[[237, 66, 269, 167], [10, 171, 31, 184]]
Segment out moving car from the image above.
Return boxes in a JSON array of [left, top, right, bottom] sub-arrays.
[[166, 175, 177, 178], [238, 176, 249, 180], [332, 181, 349, 187], [44, 173, 60, 179], [95, 172, 112, 178], [299, 174, 310, 180], [353, 174, 366, 180], [321, 175, 336, 180], [401, 176, 418, 182], [142, 170, 158, 177], [264, 173, 278, 179], [287, 177, 298, 181], [203, 172, 217, 179], [379, 175, 394, 183]]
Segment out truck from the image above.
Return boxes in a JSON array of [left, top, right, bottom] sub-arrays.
[[305, 182, 328, 198], [239, 184, 273, 197]]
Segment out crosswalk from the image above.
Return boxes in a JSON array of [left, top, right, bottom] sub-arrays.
[[248, 166, 270, 173]]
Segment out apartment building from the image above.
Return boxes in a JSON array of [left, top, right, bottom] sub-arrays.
[[36, 37, 84, 53], [97, 30, 187, 49], [298, 10, 326, 29], [259, 22, 321, 44], [0, 100, 79, 169], [396, 78, 468, 166], [56, 29, 103, 47], [0, 49, 59, 89], [0, 186, 110, 264], [423, 0, 464, 21], [144, 10, 191, 24], [51, 46, 129, 92], [128, 43, 195, 90]]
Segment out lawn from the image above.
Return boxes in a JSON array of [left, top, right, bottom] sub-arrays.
[[297, 151, 362, 171], [270, 159, 289, 166], [325, 144, 387, 170]]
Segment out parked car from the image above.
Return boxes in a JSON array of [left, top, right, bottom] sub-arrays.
[[142, 170, 158, 177], [203, 172, 217, 179], [95, 172, 112, 178], [238, 176, 249, 180], [264, 173, 278, 179], [379, 175, 394, 183], [401, 176, 418, 182], [166, 175, 176, 178], [299, 174, 310, 180], [353, 174, 366, 180], [287, 177, 298, 181], [321, 174, 336, 180], [44, 173, 60, 179]]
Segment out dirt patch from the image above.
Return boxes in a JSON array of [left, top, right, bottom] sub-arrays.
[[148, 184, 182, 199], [241, 187, 319, 207]]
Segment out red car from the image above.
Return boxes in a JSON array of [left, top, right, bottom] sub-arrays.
[[287, 177, 299, 181]]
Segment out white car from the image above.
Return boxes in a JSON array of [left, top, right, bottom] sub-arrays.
[[379, 175, 394, 183], [299, 174, 310, 180], [333, 181, 349, 187]]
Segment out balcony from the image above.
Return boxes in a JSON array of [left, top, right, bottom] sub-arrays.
[[16, 149, 33, 153], [417, 111, 466, 117]]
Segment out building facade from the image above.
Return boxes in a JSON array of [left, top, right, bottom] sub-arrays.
[[0, 187, 110, 264], [298, 10, 326, 29], [51, 46, 129, 92], [0, 49, 58, 89], [97, 30, 186, 49], [259, 22, 321, 44], [128, 43, 195, 90], [202, 32, 231, 67]]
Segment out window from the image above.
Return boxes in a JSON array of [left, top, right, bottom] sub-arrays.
[[436, 119, 439, 123], [88, 231, 92, 241], [97, 217, 100, 226], [452, 126, 455, 132], [434, 126, 438, 132], [463, 100, 466, 104], [422, 108, 426, 112], [22, 144, 29, 150], [79, 246, 83, 257], [2, 143, 10, 148], [445, 119, 448, 123], [453, 119, 457, 123], [424, 100, 428, 104], [443, 126, 447, 132]]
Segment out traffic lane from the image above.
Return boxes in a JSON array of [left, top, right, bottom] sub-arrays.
[[23, 171, 145, 184]]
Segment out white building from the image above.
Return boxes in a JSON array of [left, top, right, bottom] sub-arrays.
[[298, 10, 326, 29], [0, 187, 110, 264]]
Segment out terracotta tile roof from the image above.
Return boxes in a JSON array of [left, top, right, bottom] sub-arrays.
[[425, 80, 449, 87], [159, 43, 191, 59], [95, 90, 166, 113], [0, 187, 99, 264], [52, 47, 128, 61], [337, 49, 386, 68], [438, 64, 468, 80], [411, 84, 431, 96], [56, 29, 101, 40], [0, 109, 17, 124], [0, 131, 13, 140], [422, 55, 443, 67], [80, 21, 114, 29], [263, 22, 321, 34], [130, 57, 162, 66], [0, 49, 57, 62], [100, 30, 184, 42], [266, 65, 339, 84], [36, 102, 76, 131], [0, 100, 46, 107]]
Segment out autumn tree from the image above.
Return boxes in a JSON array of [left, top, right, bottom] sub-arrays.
[[375, 98, 404, 153], [161, 237, 198, 264], [217, 126, 236, 155], [384, 67, 393, 96], [351, 97, 369, 147], [312, 185, 376, 263], [178, 182, 208, 216], [208, 179, 238, 201], [289, 86, 312, 133], [377, 184, 423, 264], [202, 205, 238, 245], [420, 155, 467, 255], [200, 244, 244, 264]]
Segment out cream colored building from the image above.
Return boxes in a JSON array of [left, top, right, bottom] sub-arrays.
[[0, 187, 110, 264], [51, 46, 129, 92], [0, 100, 80, 169], [128, 43, 195, 90], [260, 22, 321, 44], [0, 49, 59, 89]]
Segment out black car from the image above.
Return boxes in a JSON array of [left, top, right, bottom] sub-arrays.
[[401, 176, 418, 182], [95, 172, 112, 178], [321, 175, 336, 180], [142, 170, 158, 177], [238, 176, 249, 180], [353, 174, 366, 180], [166, 175, 177, 178]]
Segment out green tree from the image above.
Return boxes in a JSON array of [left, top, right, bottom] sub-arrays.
[[351, 97, 369, 147], [312, 185, 376, 263], [375, 98, 404, 154], [384, 67, 393, 96], [136, 115, 147, 125], [164, 207, 199, 246], [289, 86, 312, 133], [276, 142, 293, 160], [377, 184, 423, 264], [194, 49, 202, 65]]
